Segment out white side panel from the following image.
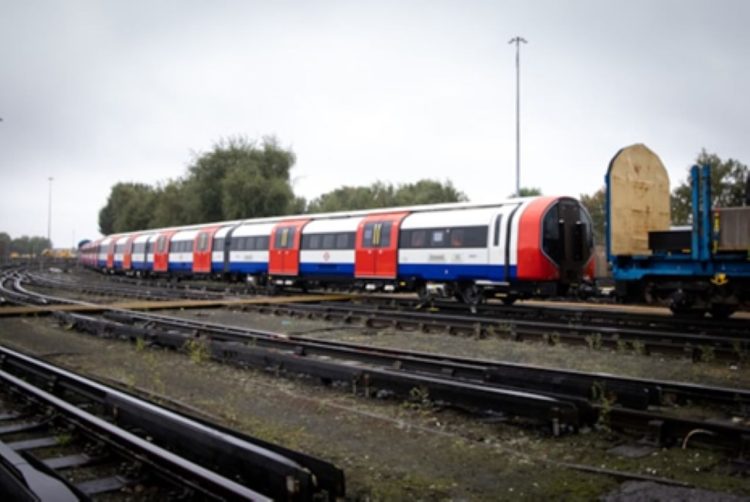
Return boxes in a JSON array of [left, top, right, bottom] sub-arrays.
[[300, 250, 355, 263], [229, 251, 270, 263], [302, 217, 362, 234], [398, 248, 489, 265], [234, 223, 276, 238], [508, 199, 535, 266], [168, 252, 194, 263], [401, 207, 499, 229]]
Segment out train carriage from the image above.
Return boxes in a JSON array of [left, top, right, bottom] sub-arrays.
[[299, 217, 362, 283], [227, 222, 274, 281], [168, 230, 198, 273]]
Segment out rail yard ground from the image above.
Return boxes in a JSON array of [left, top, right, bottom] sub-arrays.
[[1, 289, 749, 500]]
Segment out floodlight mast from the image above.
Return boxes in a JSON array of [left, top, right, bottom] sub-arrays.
[[508, 36, 527, 197]]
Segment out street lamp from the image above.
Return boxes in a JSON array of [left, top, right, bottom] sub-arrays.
[[47, 176, 53, 248], [508, 36, 527, 197]]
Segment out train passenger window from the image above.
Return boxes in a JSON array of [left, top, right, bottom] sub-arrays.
[[147, 241, 155, 254], [213, 238, 224, 251], [431, 230, 445, 247], [256, 236, 269, 250], [450, 229, 464, 247], [303, 234, 321, 250], [322, 234, 335, 249], [336, 232, 354, 249], [493, 216, 503, 246], [460, 226, 488, 247], [245, 237, 256, 250], [411, 230, 426, 248]]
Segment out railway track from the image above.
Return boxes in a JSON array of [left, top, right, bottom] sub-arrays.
[[4, 270, 750, 458], [11, 269, 750, 362], [240, 300, 750, 362], [0, 345, 345, 500]]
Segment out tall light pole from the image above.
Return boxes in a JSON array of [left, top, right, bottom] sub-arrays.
[[47, 177, 53, 248], [508, 36, 527, 197]]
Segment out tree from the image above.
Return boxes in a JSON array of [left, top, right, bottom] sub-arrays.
[[0, 232, 10, 261], [99, 182, 157, 234], [186, 136, 297, 222], [671, 150, 748, 225], [150, 180, 192, 229], [307, 179, 467, 213], [515, 187, 542, 197], [580, 187, 606, 245], [9, 235, 51, 256]]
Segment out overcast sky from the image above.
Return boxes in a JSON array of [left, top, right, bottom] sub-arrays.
[[1, 0, 748, 247]]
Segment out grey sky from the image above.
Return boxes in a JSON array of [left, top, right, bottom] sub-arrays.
[[1, 0, 748, 247]]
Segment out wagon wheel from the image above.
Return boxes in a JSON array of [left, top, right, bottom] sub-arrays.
[[709, 304, 736, 320], [501, 294, 517, 306]]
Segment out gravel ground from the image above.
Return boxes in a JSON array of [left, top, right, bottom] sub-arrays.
[[1, 310, 749, 500]]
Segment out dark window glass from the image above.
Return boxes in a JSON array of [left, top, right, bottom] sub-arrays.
[[322, 234, 335, 249], [274, 227, 296, 249], [336, 232, 354, 249], [196, 233, 208, 252], [213, 237, 224, 251], [380, 222, 392, 247], [542, 205, 562, 263], [156, 236, 165, 253], [430, 230, 445, 247], [230, 237, 242, 251], [256, 236, 269, 250], [363, 223, 375, 248], [133, 243, 145, 254], [115, 243, 126, 253], [146, 241, 155, 254], [302, 234, 320, 250]]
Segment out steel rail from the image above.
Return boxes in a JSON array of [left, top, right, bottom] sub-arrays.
[[0, 345, 345, 500], [243, 301, 749, 361]]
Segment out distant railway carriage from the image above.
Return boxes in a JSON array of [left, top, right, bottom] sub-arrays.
[[81, 196, 595, 304], [606, 144, 750, 318]]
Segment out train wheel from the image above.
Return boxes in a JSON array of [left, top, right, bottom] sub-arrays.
[[416, 283, 432, 304], [709, 304, 736, 320], [460, 284, 484, 307], [501, 295, 517, 306]]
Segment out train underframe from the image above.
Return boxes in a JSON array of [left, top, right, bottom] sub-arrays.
[[615, 276, 749, 319]]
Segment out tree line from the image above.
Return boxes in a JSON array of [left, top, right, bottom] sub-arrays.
[[579, 150, 748, 246], [98, 136, 468, 234], [0, 233, 52, 260]]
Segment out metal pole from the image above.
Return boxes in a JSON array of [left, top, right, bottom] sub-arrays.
[[47, 176, 53, 248], [508, 36, 527, 197]]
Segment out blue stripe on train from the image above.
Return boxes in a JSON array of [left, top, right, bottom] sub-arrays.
[[397, 263, 515, 282], [168, 262, 193, 272], [226, 261, 268, 274], [132, 261, 150, 271], [299, 263, 354, 277]]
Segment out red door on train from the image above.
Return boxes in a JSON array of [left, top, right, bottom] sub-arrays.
[[153, 231, 177, 273], [122, 234, 138, 271], [192, 226, 221, 274], [269, 220, 309, 276], [355, 212, 409, 279], [106, 237, 119, 270]]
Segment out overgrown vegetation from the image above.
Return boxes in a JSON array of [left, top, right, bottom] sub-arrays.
[[98, 135, 466, 233]]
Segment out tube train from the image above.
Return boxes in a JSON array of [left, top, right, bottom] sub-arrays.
[[79, 197, 595, 304]]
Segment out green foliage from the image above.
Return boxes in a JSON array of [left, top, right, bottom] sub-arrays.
[[307, 179, 466, 213], [671, 150, 748, 225], [515, 187, 542, 197], [0, 235, 52, 256], [0, 232, 10, 261], [98, 136, 298, 231], [580, 187, 605, 245]]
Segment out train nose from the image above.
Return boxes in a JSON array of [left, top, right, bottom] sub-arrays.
[[542, 198, 594, 284]]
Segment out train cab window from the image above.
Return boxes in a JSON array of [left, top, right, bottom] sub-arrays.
[[542, 205, 562, 263], [493, 216, 503, 246]]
